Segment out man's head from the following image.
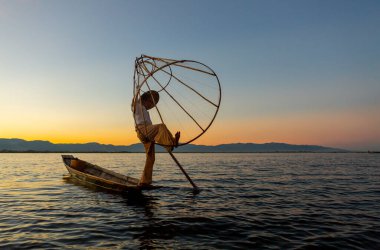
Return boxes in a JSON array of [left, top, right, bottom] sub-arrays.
[[141, 90, 159, 110]]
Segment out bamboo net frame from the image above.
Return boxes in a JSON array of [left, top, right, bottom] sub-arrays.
[[132, 55, 222, 147]]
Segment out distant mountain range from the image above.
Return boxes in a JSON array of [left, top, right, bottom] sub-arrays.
[[0, 138, 348, 153]]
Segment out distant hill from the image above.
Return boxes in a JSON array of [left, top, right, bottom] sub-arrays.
[[0, 138, 348, 153]]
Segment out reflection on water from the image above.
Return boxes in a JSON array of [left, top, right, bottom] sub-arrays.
[[1, 153, 380, 249]]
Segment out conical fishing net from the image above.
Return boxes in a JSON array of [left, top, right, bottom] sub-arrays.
[[132, 55, 221, 146]]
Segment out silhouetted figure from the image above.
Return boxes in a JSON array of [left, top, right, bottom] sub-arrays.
[[133, 90, 180, 186]]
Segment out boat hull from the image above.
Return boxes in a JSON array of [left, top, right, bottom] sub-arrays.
[[62, 155, 154, 193]]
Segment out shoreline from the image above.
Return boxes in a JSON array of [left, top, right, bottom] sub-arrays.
[[0, 151, 370, 154]]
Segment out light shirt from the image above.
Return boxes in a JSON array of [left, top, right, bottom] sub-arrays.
[[134, 101, 152, 125]]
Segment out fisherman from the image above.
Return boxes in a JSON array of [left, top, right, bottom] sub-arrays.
[[133, 90, 180, 187]]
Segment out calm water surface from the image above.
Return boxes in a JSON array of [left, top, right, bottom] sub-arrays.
[[0, 153, 379, 249]]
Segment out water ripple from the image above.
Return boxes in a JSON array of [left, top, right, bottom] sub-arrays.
[[0, 153, 380, 249]]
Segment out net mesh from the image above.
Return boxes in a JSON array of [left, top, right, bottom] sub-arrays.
[[132, 55, 221, 146]]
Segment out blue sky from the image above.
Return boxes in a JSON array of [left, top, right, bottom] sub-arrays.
[[1, 0, 379, 150]]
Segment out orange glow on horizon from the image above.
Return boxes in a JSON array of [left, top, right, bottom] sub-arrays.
[[1, 107, 379, 149], [195, 108, 380, 149], [1, 128, 139, 146]]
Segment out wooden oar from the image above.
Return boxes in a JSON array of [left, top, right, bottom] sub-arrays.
[[167, 150, 200, 193]]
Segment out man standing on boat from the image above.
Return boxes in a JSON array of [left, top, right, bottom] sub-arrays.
[[133, 90, 180, 187]]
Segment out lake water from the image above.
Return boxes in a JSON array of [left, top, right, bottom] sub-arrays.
[[0, 153, 379, 249]]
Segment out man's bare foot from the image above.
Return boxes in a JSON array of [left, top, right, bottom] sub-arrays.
[[174, 131, 180, 147]]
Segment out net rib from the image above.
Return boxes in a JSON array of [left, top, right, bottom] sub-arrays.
[[144, 61, 218, 108], [149, 73, 205, 132], [144, 55, 215, 76]]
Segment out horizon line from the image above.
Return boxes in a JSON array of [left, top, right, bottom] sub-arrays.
[[0, 137, 347, 149]]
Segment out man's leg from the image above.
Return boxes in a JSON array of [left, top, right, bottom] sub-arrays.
[[154, 124, 180, 151], [140, 124, 180, 151], [139, 141, 155, 186]]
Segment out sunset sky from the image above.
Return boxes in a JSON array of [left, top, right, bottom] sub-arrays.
[[1, 0, 379, 150]]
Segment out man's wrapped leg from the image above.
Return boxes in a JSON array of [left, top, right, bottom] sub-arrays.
[[139, 141, 155, 185]]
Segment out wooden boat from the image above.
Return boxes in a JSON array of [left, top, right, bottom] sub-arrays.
[[62, 155, 155, 192]]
